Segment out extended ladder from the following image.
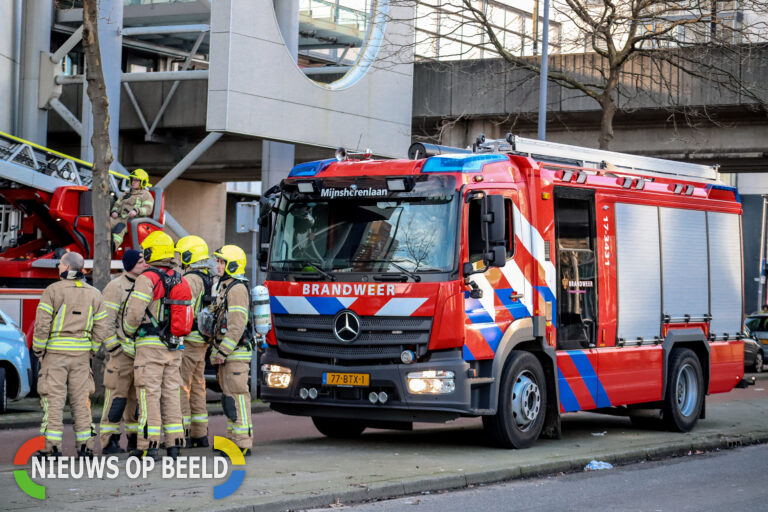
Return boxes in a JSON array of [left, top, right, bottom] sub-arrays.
[[475, 134, 721, 183], [0, 131, 127, 193]]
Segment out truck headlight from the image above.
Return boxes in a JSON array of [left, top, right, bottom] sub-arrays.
[[261, 364, 292, 389], [407, 370, 455, 394]]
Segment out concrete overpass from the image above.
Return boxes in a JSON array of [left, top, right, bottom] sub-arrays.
[[411, 49, 768, 174]]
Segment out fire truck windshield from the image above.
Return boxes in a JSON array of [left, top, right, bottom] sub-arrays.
[[270, 194, 458, 276]]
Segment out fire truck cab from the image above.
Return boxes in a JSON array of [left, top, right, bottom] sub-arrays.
[[258, 135, 745, 448]]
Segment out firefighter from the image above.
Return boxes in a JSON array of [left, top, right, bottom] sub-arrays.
[[98, 249, 149, 454], [123, 231, 190, 460], [210, 245, 253, 456], [110, 169, 154, 249], [32, 251, 109, 458], [175, 235, 213, 448]]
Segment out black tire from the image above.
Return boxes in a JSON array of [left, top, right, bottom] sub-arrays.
[[483, 351, 547, 449], [29, 351, 41, 397], [663, 348, 704, 432], [0, 367, 7, 414], [754, 352, 764, 374], [312, 417, 367, 438]]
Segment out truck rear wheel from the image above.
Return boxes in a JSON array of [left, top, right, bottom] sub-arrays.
[[483, 351, 547, 449], [663, 348, 704, 432], [312, 417, 367, 438]]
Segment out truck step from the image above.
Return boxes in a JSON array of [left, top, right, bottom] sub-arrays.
[[468, 377, 495, 386]]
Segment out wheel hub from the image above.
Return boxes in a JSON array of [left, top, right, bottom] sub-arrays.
[[676, 363, 698, 417], [511, 372, 541, 430]]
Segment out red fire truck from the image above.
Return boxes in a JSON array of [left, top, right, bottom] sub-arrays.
[[0, 131, 164, 387], [257, 134, 746, 448]]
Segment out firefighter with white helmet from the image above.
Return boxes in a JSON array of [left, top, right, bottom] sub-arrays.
[[123, 231, 193, 460], [110, 169, 155, 250], [175, 235, 214, 447], [210, 244, 253, 455]]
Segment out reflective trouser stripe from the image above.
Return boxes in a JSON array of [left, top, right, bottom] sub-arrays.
[[125, 423, 138, 433], [138, 388, 148, 437], [190, 414, 208, 423], [100, 424, 120, 433], [76, 429, 93, 442], [183, 415, 191, 428], [163, 424, 184, 435], [40, 397, 49, 436]]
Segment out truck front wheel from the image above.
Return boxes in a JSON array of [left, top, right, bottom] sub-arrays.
[[312, 417, 367, 438], [663, 348, 704, 432], [483, 351, 547, 449]]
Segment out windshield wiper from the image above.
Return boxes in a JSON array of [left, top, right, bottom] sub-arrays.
[[353, 259, 421, 282], [270, 259, 336, 281]]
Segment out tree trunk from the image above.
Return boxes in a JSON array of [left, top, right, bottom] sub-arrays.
[[82, 0, 113, 291], [83, 0, 114, 399], [598, 92, 617, 150]]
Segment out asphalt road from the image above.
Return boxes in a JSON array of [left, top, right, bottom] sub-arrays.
[[0, 373, 765, 464], [314, 443, 768, 512]]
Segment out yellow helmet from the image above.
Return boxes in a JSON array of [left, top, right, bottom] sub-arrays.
[[141, 230, 175, 263], [175, 235, 209, 267], [213, 244, 247, 277], [130, 168, 150, 188]]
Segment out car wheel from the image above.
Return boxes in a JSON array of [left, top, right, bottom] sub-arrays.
[[754, 352, 764, 374], [663, 348, 704, 432], [0, 367, 7, 414], [482, 351, 547, 449], [311, 417, 367, 438]]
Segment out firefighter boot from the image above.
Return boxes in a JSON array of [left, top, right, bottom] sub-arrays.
[[102, 434, 124, 454], [130, 440, 158, 461], [166, 438, 183, 460], [126, 433, 137, 451], [35, 447, 62, 460], [190, 436, 209, 448], [77, 444, 94, 459]]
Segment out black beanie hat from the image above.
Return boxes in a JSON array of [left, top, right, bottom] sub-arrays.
[[122, 249, 142, 272]]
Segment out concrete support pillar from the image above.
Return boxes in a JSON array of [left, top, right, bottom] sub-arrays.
[[19, 0, 51, 144], [0, 0, 22, 134], [81, 0, 122, 162], [273, 0, 299, 62]]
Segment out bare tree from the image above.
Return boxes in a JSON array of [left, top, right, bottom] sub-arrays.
[[82, 0, 113, 289], [398, 1, 768, 149]]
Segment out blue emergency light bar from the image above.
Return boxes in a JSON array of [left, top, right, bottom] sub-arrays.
[[288, 158, 336, 177], [420, 153, 508, 173]]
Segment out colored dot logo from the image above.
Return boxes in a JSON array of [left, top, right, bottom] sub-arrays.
[[213, 436, 246, 499], [14, 436, 46, 500]]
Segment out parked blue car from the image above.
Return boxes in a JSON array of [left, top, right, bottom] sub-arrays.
[[0, 308, 32, 413]]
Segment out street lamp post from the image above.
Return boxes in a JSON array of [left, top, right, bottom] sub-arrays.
[[537, 0, 550, 141]]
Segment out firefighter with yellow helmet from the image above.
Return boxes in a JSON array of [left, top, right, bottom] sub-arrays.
[[110, 169, 155, 250], [175, 235, 214, 447], [123, 230, 192, 460], [209, 244, 253, 455]]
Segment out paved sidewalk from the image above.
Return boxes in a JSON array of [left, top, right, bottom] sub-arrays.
[[2, 392, 767, 512], [0, 397, 269, 430]]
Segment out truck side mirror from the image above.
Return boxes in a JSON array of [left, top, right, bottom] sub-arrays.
[[485, 245, 506, 268], [258, 191, 277, 271], [486, 195, 505, 246]]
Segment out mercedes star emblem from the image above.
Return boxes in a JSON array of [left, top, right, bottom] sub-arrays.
[[333, 310, 361, 342]]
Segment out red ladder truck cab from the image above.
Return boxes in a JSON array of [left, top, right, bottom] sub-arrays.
[[258, 135, 746, 448]]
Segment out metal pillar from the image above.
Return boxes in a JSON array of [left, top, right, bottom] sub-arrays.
[[537, 0, 550, 141], [274, 0, 300, 62], [19, 0, 51, 144], [81, 0, 122, 162], [10, 0, 23, 135]]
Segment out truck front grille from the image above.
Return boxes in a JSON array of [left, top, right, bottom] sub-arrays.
[[273, 314, 433, 363]]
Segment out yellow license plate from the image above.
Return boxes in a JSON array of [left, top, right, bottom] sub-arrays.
[[323, 372, 370, 387]]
